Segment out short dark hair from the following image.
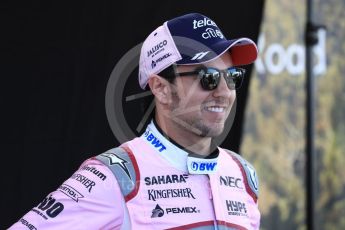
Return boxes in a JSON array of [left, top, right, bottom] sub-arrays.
[[157, 65, 176, 84], [138, 65, 177, 133]]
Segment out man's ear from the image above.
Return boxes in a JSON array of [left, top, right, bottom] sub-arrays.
[[148, 74, 172, 105]]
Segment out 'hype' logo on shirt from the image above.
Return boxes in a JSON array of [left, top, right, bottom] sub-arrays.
[[226, 200, 248, 217]]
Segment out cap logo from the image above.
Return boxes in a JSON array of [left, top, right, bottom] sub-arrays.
[[202, 28, 224, 40], [151, 53, 172, 69], [192, 18, 224, 40], [191, 51, 210, 60], [192, 18, 218, 29], [147, 40, 168, 58]]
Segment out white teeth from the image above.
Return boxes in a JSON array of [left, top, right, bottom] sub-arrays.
[[206, 107, 224, 113]]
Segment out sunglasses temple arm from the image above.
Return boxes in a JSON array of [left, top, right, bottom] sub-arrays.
[[176, 71, 200, 77]]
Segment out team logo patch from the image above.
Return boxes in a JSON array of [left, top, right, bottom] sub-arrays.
[[58, 184, 84, 202], [151, 204, 164, 218], [245, 163, 258, 191], [226, 200, 248, 217], [219, 176, 243, 189], [101, 152, 132, 179]]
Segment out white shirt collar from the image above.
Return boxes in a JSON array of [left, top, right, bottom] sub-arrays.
[[140, 120, 219, 174]]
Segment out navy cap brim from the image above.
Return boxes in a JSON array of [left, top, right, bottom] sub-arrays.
[[176, 38, 258, 66]]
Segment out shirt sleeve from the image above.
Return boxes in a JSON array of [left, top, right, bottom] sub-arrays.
[[9, 159, 125, 230]]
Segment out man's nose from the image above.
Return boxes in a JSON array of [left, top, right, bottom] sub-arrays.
[[212, 75, 234, 98]]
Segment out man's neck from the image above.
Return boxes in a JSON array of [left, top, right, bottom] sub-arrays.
[[154, 116, 212, 157]]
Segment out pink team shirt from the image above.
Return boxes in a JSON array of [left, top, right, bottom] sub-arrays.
[[10, 121, 260, 229]]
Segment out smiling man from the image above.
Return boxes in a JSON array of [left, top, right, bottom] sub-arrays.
[[10, 13, 260, 230], [150, 52, 237, 156]]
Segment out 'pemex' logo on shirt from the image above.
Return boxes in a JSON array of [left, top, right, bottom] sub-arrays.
[[151, 204, 164, 218]]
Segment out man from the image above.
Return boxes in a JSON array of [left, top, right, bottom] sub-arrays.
[[10, 13, 260, 229]]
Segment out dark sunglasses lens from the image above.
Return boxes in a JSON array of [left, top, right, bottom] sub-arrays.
[[199, 69, 220, 90], [227, 68, 244, 89]]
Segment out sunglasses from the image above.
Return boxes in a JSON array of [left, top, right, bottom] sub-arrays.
[[175, 66, 246, 91]]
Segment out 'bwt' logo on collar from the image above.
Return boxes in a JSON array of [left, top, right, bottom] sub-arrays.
[[190, 162, 217, 172], [144, 131, 167, 152]]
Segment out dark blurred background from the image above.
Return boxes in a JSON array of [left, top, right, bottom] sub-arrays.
[[0, 1, 265, 228]]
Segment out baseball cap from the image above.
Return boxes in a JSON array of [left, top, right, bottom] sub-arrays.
[[138, 13, 258, 89]]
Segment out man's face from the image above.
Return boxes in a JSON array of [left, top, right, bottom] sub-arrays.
[[167, 52, 237, 137]]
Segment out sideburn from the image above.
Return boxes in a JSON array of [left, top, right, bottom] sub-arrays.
[[169, 89, 181, 111]]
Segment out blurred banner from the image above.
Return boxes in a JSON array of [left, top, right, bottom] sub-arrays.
[[242, 0, 345, 229]]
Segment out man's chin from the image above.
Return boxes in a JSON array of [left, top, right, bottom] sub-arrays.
[[206, 129, 224, 137], [199, 125, 225, 137]]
